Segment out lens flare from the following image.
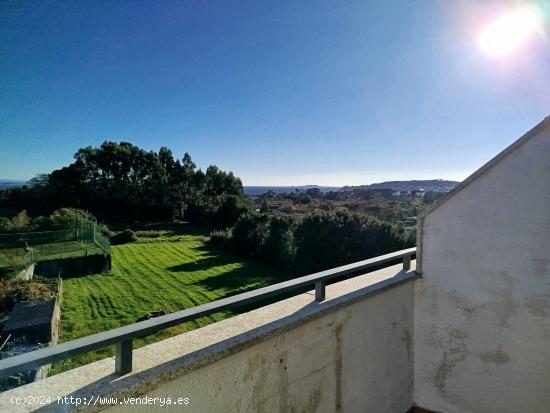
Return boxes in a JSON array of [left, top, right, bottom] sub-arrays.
[[478, 6, 543, 58]]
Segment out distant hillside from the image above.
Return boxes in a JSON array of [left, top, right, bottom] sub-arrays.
[[0, 180, 26, 190], [246, 181, 459, 196], [244, 185, 340, 196], [343, 180, 459, 193]]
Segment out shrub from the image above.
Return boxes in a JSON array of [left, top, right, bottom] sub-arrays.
[[0, 210, 34, 233], [97, 223, 115, 238], [259, 215, 296, 269], [29, 215, 53, 231], [293, 210, 406, 273], [211, 195, 250, 229], [0, 217, 11, 233], [218, 210, 407, 276], [49, 208, 96, 226], [110, 229, 138, 245], [209, 228, 233, 246], [0, 208, 103, 234], [231, 213, 270, 256], [11, 210, 30, 231], [136, 230, 163, 239]]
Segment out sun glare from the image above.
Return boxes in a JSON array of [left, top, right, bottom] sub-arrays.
[[478, 6, 543, 58]]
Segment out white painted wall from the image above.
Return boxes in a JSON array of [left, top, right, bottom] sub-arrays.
[[414, 121, 550, 413], [104, 281, 414, 413]]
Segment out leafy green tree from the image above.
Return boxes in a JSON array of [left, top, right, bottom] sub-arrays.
[[212, 195, 250, 229], [49, 208, 96, 226], [293, 211, 405, 274], [1, 141, 247, 225], [231, 213, 270, 257], [0, 217, 12, 232], [170, 152, 197, 218], [260, 215, 296, 269], [11, 210, 30, 231]]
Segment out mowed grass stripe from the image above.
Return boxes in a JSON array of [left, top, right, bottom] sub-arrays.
[[113, 247, 174, 307], [119, 246, 199, 310], [52, 234, 285, 374]]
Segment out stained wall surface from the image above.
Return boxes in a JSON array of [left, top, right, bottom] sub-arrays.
[[414, 120, 550, 413]]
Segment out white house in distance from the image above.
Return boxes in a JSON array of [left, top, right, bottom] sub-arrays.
[[1, 117, 549, 412]]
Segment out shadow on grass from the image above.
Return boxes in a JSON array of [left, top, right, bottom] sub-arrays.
[[196, 264, 281, 291], [167, 257, 281, 294], [166, 241, 297, 312], [167, 253, 229, 272], [166, 243, 287, 291], [108, 221, 209, 237], [165, 243, 241, 273]]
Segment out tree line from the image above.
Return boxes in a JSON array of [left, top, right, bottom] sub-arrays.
[[1, 141, 410, 275], [1, 141, 247, 227], [210, 210, 409, 275]]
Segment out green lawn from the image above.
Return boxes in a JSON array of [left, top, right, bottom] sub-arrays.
[[52, 232, 285, 373]]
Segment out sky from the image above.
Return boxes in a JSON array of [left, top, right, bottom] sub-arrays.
[[1, 0, 549, 186]]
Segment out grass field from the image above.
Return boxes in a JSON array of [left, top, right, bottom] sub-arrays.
[[52, 229, 286, 374]]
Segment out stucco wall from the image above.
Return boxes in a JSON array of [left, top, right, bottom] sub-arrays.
[[414, 123, 550, 413], [104, 278, 414, 413]]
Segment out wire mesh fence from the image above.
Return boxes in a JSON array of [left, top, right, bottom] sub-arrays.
[[0, 220, 110, 278]]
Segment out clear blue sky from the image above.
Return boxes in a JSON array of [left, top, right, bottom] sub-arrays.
[[1, 0, 549, 185]]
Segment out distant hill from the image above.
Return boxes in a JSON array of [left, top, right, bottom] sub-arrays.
[[343, 180, 459, 193], [244, 185, 340, 196], [0, 180, 26, 190], [245, 180, 458, 196]]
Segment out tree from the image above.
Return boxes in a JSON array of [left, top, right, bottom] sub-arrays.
[[11, 210, 30, 231], [0, 217, 12, 232], [260, 198, 270, 214], [0, 141, 247, 224], [260, 215, 296, 269], [170, 153, 197, 218]]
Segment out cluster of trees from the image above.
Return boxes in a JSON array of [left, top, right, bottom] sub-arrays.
[[254, 186, 446, 225], [0, 141, 413, 275], [1, 142, 247, 227], [0, 208, 98, 233], [262, 186, 447, 205], [211, 210, 409, 275]]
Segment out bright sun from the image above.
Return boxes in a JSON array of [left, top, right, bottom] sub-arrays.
[[478, 6, 543, 58]]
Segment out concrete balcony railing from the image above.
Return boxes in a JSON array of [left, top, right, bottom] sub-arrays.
[[0, 249, 419, 412]]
